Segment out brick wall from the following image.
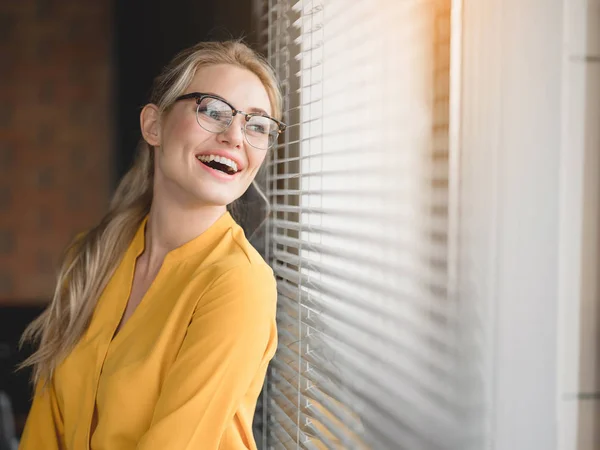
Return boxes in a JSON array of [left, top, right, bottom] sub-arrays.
[[0, 0, 112, 303]]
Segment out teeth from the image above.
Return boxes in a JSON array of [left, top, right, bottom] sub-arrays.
[[197, 154, 238, 173]]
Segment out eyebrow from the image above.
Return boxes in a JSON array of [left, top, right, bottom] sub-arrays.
[[247, 107, 270, 115], [204, 91, 271, 116]]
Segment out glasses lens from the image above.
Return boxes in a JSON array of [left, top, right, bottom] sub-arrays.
[[245, 115, 280, 150], [196, 97, 233, 132]]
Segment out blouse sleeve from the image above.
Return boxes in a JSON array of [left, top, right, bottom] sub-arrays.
[[19, 377, 65, 450], [135, 263, 278, 450]]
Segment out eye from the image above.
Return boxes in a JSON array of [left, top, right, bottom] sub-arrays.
[[247, 116, 277, 135], [207, 109, 222, 120], [198, 98, 232, 122], [247, 123, 267, 134]]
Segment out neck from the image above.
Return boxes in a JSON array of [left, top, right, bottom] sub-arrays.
[[142, 192, 227, 273]]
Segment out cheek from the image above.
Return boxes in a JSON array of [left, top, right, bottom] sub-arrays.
[[169, 122, 197, 145], [163, 111, 210, 147], [247, 150, 268, 171]]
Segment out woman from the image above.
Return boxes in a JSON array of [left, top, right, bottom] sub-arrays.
[[18, 40, 285, 450]]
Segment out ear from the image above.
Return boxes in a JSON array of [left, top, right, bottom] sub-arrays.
[[140, 104, 161, 146]]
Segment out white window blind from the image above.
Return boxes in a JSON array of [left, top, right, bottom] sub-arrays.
[[261, 1, 483, 448]]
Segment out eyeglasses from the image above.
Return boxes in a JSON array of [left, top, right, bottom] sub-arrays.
[[174, 92, 286, 150]]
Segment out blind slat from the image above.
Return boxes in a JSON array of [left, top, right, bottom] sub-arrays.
[[273, 259, 452, 319]]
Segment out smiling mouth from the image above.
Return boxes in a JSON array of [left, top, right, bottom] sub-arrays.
[[196, 155, 240, 175]]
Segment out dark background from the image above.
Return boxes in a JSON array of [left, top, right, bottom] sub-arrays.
[[0, 0, 261, 437]]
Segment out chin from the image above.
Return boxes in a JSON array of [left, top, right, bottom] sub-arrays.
[[191, 192, 239, 208]]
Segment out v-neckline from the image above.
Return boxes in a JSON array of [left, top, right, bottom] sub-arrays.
[[110, 217, 153, 345], [108, 210, 236, 345], [112, 255, 164, 343]]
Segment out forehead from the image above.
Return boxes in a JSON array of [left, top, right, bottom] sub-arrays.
[[186, 64, 272, 116]]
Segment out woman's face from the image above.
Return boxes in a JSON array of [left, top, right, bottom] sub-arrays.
[[142, 64, 273, 209]]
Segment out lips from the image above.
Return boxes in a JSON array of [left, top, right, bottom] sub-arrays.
[[194, 150, 244, 171], [196, 154, 239, 174], [195, 156, 240, 180]]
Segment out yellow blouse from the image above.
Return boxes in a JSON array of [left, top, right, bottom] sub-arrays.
[[19, 211, 278, 450]]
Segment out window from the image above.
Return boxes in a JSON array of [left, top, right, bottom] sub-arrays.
[[260, 1, 481, 448]]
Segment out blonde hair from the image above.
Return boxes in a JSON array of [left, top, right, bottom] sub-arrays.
[[20, 40, 282, 384]]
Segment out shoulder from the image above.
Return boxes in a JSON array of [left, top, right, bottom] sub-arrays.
[[190, 262, 277, 335], [191, 224, 277, 319], [228, 221, 271, 268], [194, 220, 274, 286]]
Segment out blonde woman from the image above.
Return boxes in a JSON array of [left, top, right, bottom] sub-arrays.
[[18, 40, 285, 450]]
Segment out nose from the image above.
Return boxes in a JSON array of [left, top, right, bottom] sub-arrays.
[[217, 115, 245, 148]]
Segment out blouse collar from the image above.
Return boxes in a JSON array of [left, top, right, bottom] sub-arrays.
[[130, 210, 237, 264]]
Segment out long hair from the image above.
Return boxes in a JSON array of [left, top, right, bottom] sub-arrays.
[[20, 40, 283, 384]]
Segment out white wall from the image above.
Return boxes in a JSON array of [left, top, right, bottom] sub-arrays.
[[456, 0, 583, 448]]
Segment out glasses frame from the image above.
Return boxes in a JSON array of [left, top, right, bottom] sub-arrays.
[[174, 92, 287, 150]]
